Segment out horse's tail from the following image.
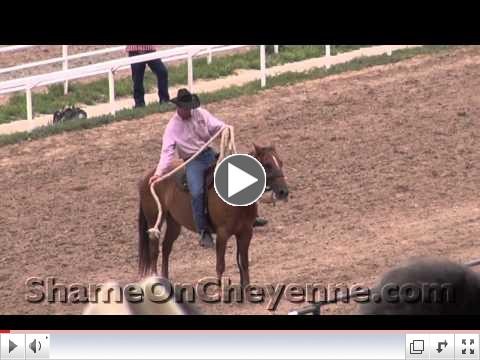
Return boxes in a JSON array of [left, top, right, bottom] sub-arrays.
[[138, 202, 151, 277]]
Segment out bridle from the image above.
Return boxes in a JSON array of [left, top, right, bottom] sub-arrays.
[[255, 150, 285, 190]]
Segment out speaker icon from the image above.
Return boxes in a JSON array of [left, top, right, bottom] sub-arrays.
[[29, 338, 41, 354]]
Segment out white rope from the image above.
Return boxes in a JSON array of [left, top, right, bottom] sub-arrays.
[[147, 126, 236, 240]]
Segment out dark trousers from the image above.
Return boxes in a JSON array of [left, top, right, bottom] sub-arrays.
[[128, 51, 170, 106]]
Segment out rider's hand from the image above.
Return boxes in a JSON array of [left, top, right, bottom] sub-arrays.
[[149, 175, 161, 186]]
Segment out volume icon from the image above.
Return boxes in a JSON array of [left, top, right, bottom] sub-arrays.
[[29, 339, 41, 354]]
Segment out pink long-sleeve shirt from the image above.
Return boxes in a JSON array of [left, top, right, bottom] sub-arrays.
[[154, 107, 226, 176]]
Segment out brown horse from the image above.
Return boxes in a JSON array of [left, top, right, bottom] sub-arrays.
[[137, 144, 289, 287]]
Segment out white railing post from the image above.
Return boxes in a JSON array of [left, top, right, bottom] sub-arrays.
[[207, 47, 212, 64], [187, 54, 194, 92], [26, 88, 33, 123], [108, 69, 115, 115], [387, 46, 393, 56], [62, 45, 69, 95], [325, 45, 331, 69], [274, 45, 279, 54], [260, 45, 266, 88]]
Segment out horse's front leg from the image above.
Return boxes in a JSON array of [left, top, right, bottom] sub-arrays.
[[215, 229, 230, 282], [236, 227, 253, 288]]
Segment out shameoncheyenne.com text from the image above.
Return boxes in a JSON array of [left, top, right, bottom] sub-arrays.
[[25, 276, 455, 311]]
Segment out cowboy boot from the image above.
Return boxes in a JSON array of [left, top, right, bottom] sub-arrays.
[[199, 230, 215, 248]]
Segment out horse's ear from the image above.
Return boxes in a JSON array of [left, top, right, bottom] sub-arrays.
[[252, 143, 262, 155]]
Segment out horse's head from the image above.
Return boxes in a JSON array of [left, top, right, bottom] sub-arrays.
[[251, 143, 289, 201]]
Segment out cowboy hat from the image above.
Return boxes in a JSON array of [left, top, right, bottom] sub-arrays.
[[170, 88, 200, 109]]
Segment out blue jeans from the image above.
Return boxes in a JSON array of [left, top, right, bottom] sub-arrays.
[[185, 148, 217, 233]]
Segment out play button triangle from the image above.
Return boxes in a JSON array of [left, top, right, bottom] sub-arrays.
[[228, 162, 258, 198], [9, 339, 17, 353]]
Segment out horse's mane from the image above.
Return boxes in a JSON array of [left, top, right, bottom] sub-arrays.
[[250, 145, 276, 158]]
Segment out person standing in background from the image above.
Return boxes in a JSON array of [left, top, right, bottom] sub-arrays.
[[126, 45, 170, 108]]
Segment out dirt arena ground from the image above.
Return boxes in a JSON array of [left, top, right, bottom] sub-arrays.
[[1, 46, 480, 315]]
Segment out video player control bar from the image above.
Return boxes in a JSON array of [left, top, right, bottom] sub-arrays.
[[1, 332, 478, 360]]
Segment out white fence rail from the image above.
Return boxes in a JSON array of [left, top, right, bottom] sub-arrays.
[[0, 45, 224, 94], [0, 45, 399, 123], [0, 45, 36, 53], [0, 46, 123, 76], [0, 45, 126, 95], [0, 44, 290, 121]]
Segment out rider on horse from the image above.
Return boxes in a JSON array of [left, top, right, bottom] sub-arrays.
[[149, 88, 267, 248]]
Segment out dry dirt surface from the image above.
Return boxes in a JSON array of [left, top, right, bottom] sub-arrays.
[[1, 47, 480, 315]]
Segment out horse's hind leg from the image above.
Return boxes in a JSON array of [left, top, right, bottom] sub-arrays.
[[161, 213, 181, 279], [236, 228, 253, 288]]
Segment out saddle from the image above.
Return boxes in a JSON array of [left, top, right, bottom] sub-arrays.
[[174, 154, 218, 193]]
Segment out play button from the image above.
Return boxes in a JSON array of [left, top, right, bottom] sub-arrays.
[[1, 334, 25, 359], [214, 154, 266, 206], [9, 340, 17, 353], [227, 163, 258, 197]]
